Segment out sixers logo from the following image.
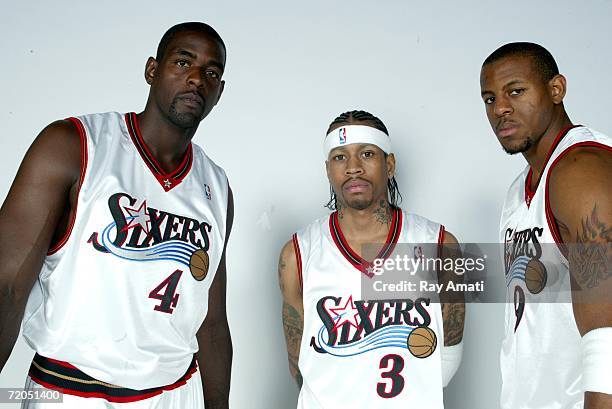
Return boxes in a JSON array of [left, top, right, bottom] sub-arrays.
[[504, 227, 548, 331], [310, 296, 436, 358], [88, 192, 213, 282], [310, 296, 437, 399]]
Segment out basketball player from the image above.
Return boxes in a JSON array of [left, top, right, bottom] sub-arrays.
[[0, 22, 232, 408], [480, 42, 612, 409], [278, 110, 465, 408]]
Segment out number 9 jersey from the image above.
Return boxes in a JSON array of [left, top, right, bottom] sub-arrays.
[[21, 112, 229, 391]]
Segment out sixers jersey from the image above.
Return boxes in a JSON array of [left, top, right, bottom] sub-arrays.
[[499, 126, 611, 409], [294, 209, 445, 409], [21, 112, 228, 390]]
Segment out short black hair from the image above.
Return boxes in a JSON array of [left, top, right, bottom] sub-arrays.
[[324, 110, 402, 211], [156, 22, 226, 62], [482, 42, 559, 83]]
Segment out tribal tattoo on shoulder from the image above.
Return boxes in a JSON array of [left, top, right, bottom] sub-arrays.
[[569, 205, 612, 289]]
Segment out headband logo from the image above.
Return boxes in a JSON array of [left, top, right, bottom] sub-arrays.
[[339, 128, 347, 145]]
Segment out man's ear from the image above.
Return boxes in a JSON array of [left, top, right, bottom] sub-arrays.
[[549, 74, 567, 105], [144, 57, 158, 85], [386, 153, 396, 179]]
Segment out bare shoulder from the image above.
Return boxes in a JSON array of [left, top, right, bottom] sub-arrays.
[[278, 238, 301, 299], [442, 230, 459, 245], [25, 119, 83, 181], [548, 146, 611, 224]]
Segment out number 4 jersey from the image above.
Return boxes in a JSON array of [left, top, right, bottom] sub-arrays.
[[294, 209, 445, 409], [21, 112, 229, 390]]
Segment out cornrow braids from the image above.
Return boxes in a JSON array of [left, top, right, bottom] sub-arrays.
[[324, 109, 402, 210], [326, 110, 389, 135]]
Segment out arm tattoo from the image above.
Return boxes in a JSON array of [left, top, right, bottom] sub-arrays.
[[278, 258, 286, 292], [569, 205, 612, 289], [442, 303, 465, 346], [282, 301, 303, 388], [373, 200, 392, 225]]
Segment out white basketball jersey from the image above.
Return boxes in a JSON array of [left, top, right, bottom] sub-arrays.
[[294, 209, 445, 409], [21, 112, 229, 390], [499, 126, 611, 409]]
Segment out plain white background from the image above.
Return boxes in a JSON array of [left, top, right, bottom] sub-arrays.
[[1, 1, 611, 408]]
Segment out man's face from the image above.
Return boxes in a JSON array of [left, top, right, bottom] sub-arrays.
[[326, 141, 394, 211], [146, 30, 226, 129], [480, 56, 557, 155]]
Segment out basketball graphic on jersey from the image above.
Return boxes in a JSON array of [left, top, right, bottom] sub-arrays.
[[190, 249, 209, 281], [525, 258, 547, 294], [407, 326, 437, 358]]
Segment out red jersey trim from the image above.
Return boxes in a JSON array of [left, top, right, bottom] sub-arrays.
[[124, 112, 193, 192], [47, 117, 88, 255], [544, 141, 612, 254], [328, 208, 402, 278], [524, 125, 581, 207], [291, 233, 303, 291]]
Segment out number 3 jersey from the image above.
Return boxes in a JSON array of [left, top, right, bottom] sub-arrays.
[[294, 208, 445, 409], [499, 125, 611, 409], [21, 112, 229, 390]]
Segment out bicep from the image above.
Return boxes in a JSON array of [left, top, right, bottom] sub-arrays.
[[549, 149, 612, 334], [0, 120, 81, 292], [279, 239, 303, 313]]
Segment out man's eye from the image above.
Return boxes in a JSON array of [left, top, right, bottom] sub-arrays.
[[175, 60, 190, 68], [333, 154, 345, 161], [362, 151, 374, 158], [205, 70, 220, 79], [510, 88, 525, 96], [484, 96, 495, 105]]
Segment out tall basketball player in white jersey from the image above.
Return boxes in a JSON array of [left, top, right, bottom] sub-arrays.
[[480, 42, 612, 409], [0, 22, 233, 408], [278, 110, 465, 408]]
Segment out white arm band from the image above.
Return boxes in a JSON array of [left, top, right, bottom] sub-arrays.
[[442, 341, 463, 387], [582, 327, 612, 394]]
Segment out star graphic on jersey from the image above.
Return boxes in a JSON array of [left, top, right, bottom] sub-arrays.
[[364, 265, 375, 277], [329, 295, 361, 332], [164, 179, 172, 188], [123, 200, 151, 234]]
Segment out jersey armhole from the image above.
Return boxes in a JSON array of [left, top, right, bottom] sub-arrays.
[[47, 117, 88, 255], [291, 233, 303, 292], [544, 142, 612, 257]]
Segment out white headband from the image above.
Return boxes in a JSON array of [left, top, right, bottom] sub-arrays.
[[324, 125, 392, 158]]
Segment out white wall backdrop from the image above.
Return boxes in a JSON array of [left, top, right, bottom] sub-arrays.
[[1, 1, 611, 408]]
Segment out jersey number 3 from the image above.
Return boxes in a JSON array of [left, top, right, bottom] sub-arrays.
[[148, 270, 183, 314], [377, 354, 405, 398]]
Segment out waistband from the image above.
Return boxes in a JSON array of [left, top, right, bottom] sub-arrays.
[[28, 353, 198, 403]]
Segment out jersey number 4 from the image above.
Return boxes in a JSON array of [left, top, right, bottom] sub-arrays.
[[377, 354, 405, 398], [148, 270, 183, 314]]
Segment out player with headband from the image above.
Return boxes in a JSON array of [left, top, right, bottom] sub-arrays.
[[278, 110, 465, 408], [480, 42, 612, 408]]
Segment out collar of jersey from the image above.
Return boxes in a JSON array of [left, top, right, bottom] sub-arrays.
[[328, 207, 402, 278], [124, 112, 193, 192]]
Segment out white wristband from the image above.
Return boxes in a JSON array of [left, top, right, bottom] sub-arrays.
[[442, 341, 463, 387], [582, 327, 612, 394]]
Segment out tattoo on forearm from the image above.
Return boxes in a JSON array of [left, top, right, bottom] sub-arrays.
[[373, 200, 392, 225], [442, 303, 465, 346], [282, 301, 303, 388], [569, 205, 612, 289], [278, 257, 287, 292]]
